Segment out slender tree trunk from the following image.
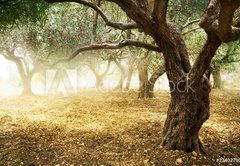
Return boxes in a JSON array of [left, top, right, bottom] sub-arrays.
[[114, 59, 126, 90], [147, 64, 165, 98], [138, 58, 150, 98], [124, 65, 134, 90], [212, 64, 222, 89]]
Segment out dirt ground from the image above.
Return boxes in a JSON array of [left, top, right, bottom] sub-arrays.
[[0, 90, 239, 166]]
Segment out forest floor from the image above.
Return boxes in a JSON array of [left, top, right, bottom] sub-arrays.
[[0, 90, 239, 166]]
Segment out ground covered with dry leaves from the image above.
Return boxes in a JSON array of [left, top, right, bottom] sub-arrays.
[[0, 90, 239, 166]]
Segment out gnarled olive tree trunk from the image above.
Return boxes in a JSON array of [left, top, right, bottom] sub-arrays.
[[161, 77, 211, 153], [159, 26, 221, 153]]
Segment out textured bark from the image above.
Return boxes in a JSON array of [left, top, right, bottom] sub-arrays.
[[161, 78, 211, 154]]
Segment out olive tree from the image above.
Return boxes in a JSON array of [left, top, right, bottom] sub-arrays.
[[45, 0, 240, 154]]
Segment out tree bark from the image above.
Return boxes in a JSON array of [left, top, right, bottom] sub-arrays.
[[161, 80, 211, 153], [157, 24, 215, 154]]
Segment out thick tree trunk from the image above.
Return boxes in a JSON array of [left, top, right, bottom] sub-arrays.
[[138, 58, 150, 98], [212, 65, 222, 89], [147, 64, 165, 98], [153, 23, 215, 154], [161, 78, 211, 154]]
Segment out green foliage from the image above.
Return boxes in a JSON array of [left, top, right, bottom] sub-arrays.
[[168, 0, 209, 25], [0, 0, 49, 30], [214, 40, 240, 71]]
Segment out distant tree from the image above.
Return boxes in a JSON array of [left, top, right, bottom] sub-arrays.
[[212, 40, 240, 89], [0, 3, 90, 95]]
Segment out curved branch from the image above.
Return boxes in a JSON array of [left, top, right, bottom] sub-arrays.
[[45, 0, 138, 30], [182, 27, 201, 36], [182, 19, 201, 30], [50, 39, 161, 66]]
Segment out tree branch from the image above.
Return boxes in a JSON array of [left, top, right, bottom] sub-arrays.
[[200, 0, 240, 42], [182, 27, 201, 36], [189, 33, 222, 84], [217, 0, 240, 42], [182, 19, 201, 30], [152, 0, 169, 24], [45, 0, 139, 30], [50, 39, 161, 66]]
